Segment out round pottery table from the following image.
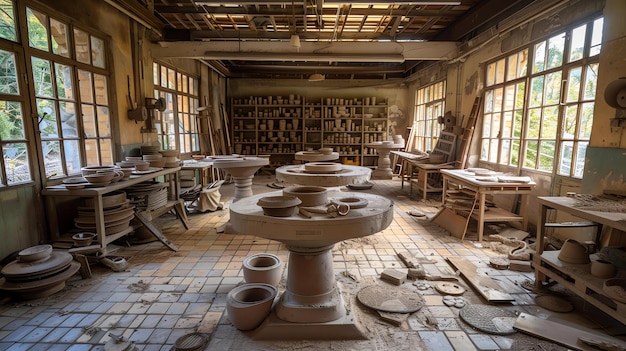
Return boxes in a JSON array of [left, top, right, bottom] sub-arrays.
[[275, 164, 371, 187], [366, 142, 405, 179], [212, 156, 269, 202], [229, 189, 393, 339]]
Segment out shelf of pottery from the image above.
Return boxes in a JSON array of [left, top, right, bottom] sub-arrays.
[[231, 95, 388, 168]]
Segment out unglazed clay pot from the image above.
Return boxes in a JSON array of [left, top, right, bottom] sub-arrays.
[[591, 259, 616, 278], [558, 239, 590, 264], [243, 253, 283, 287], [226, 283, 277, 330], [283, 186, 328, 207]]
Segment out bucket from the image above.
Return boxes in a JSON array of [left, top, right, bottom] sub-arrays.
[[243, 253, 283, 287], [226, 283, 278, 330]]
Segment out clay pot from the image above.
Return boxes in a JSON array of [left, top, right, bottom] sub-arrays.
[[591, 259, 616, 278], [72, 232, 96, 247], [283, 186, 328, 207], [257, 195, 301, 217], [243, 253, 283, 287], [558, 239, 590, 264], [226, 283, 277, 330]]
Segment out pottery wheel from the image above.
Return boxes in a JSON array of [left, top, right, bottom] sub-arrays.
[[534, 295, 574, 312], [0, 261, 80, 294], [435, 282, 465, 296], [459, 304, 517, 335], [1, 251, 73, 278], [357, 285, 425, 313]]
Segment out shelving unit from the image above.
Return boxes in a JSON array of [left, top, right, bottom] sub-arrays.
[[231, 95, 388, 168]]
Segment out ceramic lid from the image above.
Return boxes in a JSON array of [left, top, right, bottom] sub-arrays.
[[257, 195, 302, 209]]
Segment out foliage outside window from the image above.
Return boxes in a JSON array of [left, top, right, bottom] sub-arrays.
[[481, 17, 603, 178], [412, 81, 446, 152], [153, 62, 200, 153], [28, 6, 112, 179]]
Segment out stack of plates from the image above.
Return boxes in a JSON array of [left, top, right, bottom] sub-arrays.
[[125, 181, 169, 211], [77, 191, 134, 235]]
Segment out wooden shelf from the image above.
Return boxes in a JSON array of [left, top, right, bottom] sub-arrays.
[[535, 250, 626, 324]]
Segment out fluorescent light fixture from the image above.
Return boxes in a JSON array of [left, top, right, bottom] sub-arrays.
[[203, 52, 405, 63], [308, 73, 325, 81], [290, 34, 301, 48]]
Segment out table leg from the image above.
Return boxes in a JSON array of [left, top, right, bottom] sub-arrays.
[[93, 195, 107, 255], [535, 204, 549, 288], [477, 192, 486, 242], [441, 177, 448, 206], [422, 170, 428, 201]]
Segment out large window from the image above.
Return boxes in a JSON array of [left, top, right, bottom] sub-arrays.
[[481, 16, 603, 178], [27, 6, 113, 179], [412, 81, 446, 152], [153, 62, 200, 153]]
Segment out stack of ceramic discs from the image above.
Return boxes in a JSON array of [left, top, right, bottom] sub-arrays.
[[125, 181, 169, 211], [76, 191, 135, 236], [0, 245, 80, 299]]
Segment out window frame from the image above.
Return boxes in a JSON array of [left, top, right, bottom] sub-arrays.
[[412, 80, 446, 153], [153, 61, 200, 154], [480, 15, 602, 179]]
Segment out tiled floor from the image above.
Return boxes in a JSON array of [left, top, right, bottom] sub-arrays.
[[0, 175, 621, 350]]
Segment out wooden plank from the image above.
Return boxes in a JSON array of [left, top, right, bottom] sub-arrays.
[[134, 211, 178, 252], [447, 256, 514, 302], [514, 313, 626, 351]]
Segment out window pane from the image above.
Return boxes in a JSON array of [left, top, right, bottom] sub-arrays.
[[545, 71, 562, 105], [63, 139, 80, 174], [525, 141, 537, 168], [559, 141, 573, 176], [50, 18, 69, 57], [491, 113, 501, 138], [32, 57, 54, 97], [590, 18, 603, 56], [569, 24, 586, 62], [542, 106, 558, 139], [82, 104, 96, 137], [515, 82, 525, 109], [527, 108, 540, 139], [529, 76, 544, 107], [37, 98, 58, 138], [55, 63, 73, 100], [584, 63, 599, 100], [0, 101, 24, 140], [27, 8, 48, 51], [547, 32, 565, 69], [160, 66, 167, 88], [481, 139, 489, 159], [502, 111, 513, 138], [0, 49, 19, 95], [42, 140, 61, 177], [501, 140, 511, 164], [167, 68, 175, 89], [566, 67, 581, 102], [94, 74, 108, 105], [574, 141, 587, 177], [97, 106, 110, 137], [488, 140, 498, 162], [176, 72, 182, 91], [482, 114, 491, 138], [91, 35, 105, 68], [3, 142, 31, 183], [59, 102, 77, 137], [84, 139, 98, 165], [511, 140, 520, 166], [495, 58, 505, 84], [538, 141, 555, 171], [563, 105, 577, 138], [78, 70, 93, 103], [153, 62, 159, 85], [513, 110, 523, 138], [99, 139, 113, 165], [0, 0, 16, 41], [74, 28, 90, 64], [533, 41, 546, 73], [579, 102, 594, 139]]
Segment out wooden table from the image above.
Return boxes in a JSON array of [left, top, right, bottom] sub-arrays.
[[408, 161, 454, 200], [440, 169, 536, 241], [43, 167, 184, 255], [182, 160, 219, 187], [534, 196, 626, 324], [390, 150, 428, 188]]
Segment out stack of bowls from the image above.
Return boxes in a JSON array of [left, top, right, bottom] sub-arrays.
[[76, 191, 135, 235], [143, 154, 165, 168], [160, 149, 182, 168]]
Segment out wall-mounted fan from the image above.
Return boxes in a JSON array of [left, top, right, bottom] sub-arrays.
[[145, 97, 167, 112], [604, 77, 626, 126]]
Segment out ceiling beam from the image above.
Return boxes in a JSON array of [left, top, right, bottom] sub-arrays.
[[152, 40, 458, 61], [180, 29, 435, 41]]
